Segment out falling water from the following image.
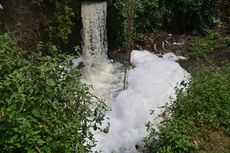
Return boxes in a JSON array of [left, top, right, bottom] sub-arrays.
[[81, 1, 123, 100], [81, 2, 190, 153], [81, 1, 108, 76]]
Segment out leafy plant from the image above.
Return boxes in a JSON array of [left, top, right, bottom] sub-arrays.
[[122, 0, 222, 36], [30, 0, 81, 54], [145, 65, 230, 152], [0, 33, 25, 78], [134, 0, 169, 33], [109, 0, 222, 49], [188, 30, 230, 59], [107, 0, 127, 49], [0, 33, 107, 152]]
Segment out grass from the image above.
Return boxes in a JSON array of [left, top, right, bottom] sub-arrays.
[[188, 30, 230, 59], [144, 64, 230, 153]]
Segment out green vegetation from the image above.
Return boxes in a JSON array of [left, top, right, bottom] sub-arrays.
[[0, 0, 225, 52], [39, 1, 80, 46], [0, 0, 81, 54], [0, 33, 107, 152], [188, 30, 230, 59], [34, 0, 81, 53], [0, 0, 229, 152], [135, 0, 221, 33], [107, 0, 126, 49], [144, 65, 230, 153], [108, 0, 222, 50]]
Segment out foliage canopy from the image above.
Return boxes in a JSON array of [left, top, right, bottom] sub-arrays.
[[0, 33, 107, 152]]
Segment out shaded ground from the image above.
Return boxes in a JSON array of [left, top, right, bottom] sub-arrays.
[[111, 31, 230, 75], [110, 32, 195, 63], [191, 126, 230, 153], [132, 23, 230, 72], [179, 46, 230, 72], [134, 32, 194, 56]]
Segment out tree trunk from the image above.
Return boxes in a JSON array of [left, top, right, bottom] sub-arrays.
[[125, 0, 135, 62]]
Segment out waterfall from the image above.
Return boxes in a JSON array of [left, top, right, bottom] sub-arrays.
[[81, 2, 190, 153], [81, 1, 108, 78], [81, 1, 123, 101]]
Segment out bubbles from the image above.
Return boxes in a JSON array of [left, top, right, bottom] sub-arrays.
[[93, 51, 190, 153], [80, 2, 189, 152]]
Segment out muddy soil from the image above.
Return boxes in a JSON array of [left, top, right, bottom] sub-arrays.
[[134, 32, 195, 56]]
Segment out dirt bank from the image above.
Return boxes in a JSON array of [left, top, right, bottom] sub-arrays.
[[179, 46, 230, 72]]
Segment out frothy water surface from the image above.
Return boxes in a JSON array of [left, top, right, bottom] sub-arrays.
[[92, 51, 190, 153], [81, 2, 190, 153], [81, 1, 123, 100]]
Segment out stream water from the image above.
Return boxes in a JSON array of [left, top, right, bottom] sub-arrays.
[[80, 2, 190, 153], [81, 1, 123, 101]]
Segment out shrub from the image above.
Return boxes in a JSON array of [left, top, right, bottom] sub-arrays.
[[0, 33, 25, 78], [134, 0, 169, 33], [145, 65, 230, 152], [31, 0, 81, 54], [108, 0, 222, 49], [173, 65, 230, 131], [107, 0, 127, 49], [0, 33, 107, 152], [164, 0, 220, 32], [188, 30, 230, 59]]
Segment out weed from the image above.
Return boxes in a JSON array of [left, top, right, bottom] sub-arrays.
[[145, 64, 230, 152], [0, 33, 107, 152], [188, 30, 230, 59]]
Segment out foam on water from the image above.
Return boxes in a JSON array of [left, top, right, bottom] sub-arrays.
[[81, 1, 123, 100], [80, 2, 190, 152], [92, 50, 190, 153]]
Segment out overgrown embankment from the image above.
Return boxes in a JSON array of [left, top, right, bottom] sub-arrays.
[[0, 33, 107, 152], [144, 65, 230, 153], [142, 26, 230, 153]]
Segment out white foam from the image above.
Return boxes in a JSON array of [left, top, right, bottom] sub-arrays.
[[92, 50, 190, 153], [80, 3, 189, 151], [81, 2, 124, 101]]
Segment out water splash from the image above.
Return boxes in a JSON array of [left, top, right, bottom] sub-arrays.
[[81, 2, 190, 153], [81, 1, 123, 101], [93, 51, 190, 153]]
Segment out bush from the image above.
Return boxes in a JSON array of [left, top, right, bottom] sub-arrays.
[[145, 65, 230, 152], [173, 65, 230, 131], [0, 33, 25, 78], [107, 0, 127, 49], [134, 0, 169, 33], [108, 0, 222, 49], [135, 0, 221, 33], [188, 30, 230, 59], [165, 0, 220, 32], [0, 33, 107, 152]]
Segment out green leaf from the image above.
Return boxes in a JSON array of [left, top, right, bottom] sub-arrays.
[[37, 139, 45, 145], [47, 78, 55, 86], [32, 109, 41, 118], [0, 33, 106, 152], [52, 101, 59, 110], [14, 143, 22, 148]]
